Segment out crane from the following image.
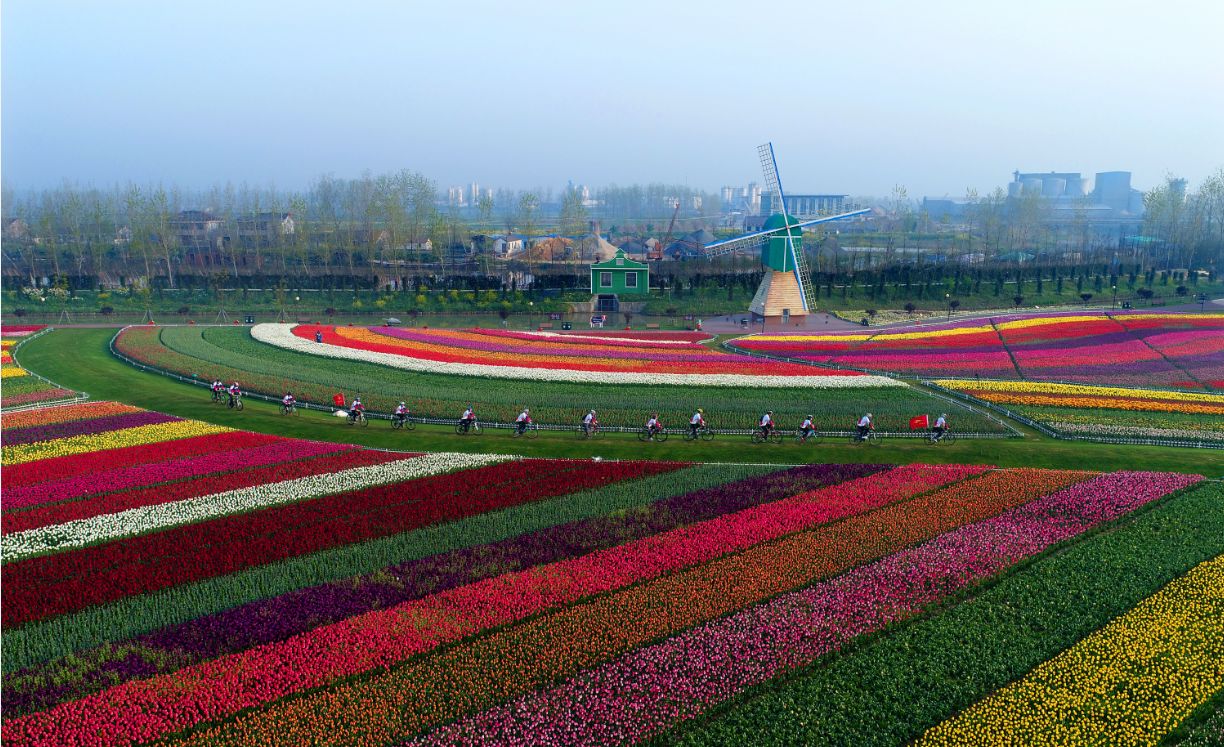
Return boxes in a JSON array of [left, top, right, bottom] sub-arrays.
[[651, 200, 681, 261]]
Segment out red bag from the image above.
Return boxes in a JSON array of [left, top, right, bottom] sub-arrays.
[[909, 414, 929, 430]]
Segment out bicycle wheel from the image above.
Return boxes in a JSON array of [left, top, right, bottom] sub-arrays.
[[455, 423, 467, 435], [700, 428, 715, 442], [405, 418, 416, 431], [655, 429, 669, 442], [866, 432, 882, 446], [526, 425, 539, 439], [359, 414, 368, 427], [637, 428, 649, 442], [235, 399, 244, 411], [750, 431, 765, 444], [391, 418, 403, 430], [769, 431, 783, 445]]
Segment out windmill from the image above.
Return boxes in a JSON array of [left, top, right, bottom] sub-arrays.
[[701, 143, 868, 325]]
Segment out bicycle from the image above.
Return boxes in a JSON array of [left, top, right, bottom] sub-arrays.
[[794, 429, 822, 445], [455, 420, 483, 435], [928, 429, 954, 444], [513, 422, 539, 439], [579, 423, 602, 439], [684, 425, 715, 442], [211, 389, 223, 404], [849, 429, 883, 446], [281, 403, 297, 416], [391, 415, 416, 430], [750, 428, 783, 445], [637, 427, 669, 442], [227, 395, 244, 411], [347, 411, 368, 427]]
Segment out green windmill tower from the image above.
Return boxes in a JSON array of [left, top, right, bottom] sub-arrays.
[[701, 143, 868, 326]]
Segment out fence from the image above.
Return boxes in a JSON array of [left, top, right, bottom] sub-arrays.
[[4, 328, 91, 412]]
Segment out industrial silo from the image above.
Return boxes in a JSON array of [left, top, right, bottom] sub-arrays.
[[1129, 191, 1146, 215], [1007, 181, 1023, 198], [1022, 177, 1043, 195], [1042, 177, 1066, 197], [1094, 172, 1132, 212], [1064, 175, 1088, 196]]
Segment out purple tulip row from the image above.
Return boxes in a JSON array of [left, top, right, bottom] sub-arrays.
[[1, 462, 884, 718], [0, 411, 179, 449]]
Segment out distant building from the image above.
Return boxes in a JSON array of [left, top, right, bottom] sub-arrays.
[[171, 210, 224, 251], [759, 193, 849, 217], [236, 212, 294, 248]]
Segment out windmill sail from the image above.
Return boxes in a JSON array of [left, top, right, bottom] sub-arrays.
[[757, 142, 817, 311]]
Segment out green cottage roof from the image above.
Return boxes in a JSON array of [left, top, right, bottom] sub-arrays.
[[591, 249, 649, 269]]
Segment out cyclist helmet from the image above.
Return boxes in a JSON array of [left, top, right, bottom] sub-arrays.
[[941, 413, 947, 418], [766, 410, 773, 414], [807, 415, 814, 419], [400, 401, 406, 407], [697, 408, 704, 413], [866, 413, 872, 418]]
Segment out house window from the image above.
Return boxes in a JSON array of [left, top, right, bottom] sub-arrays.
[[600, 271, 612, 288], [625, 272, 638, 288]]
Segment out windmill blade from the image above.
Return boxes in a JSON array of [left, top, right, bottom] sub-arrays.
[[701, 209, 871, 260], [757, 143, 787, 214]]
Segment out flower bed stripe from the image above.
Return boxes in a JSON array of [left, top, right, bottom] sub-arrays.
[[916, 554, 1224, 746], [1, 411, 180, 448], [665, 481, 1224, 747], [2, 445, 392, 533], [254, 323, 900, 389], [408, 471, 1200, 747], [1, 459, 677, 629], [2, 462, 730, 675], [0, 388, 77, 408], [1, 463, 866, 716], [146, 469, 1090, 747], [2, 463, 915, 742], [1, 420, 233, 466], [1, 402, 143, 430], [0, 431, 283, 489], [1, 438, 347, 514]]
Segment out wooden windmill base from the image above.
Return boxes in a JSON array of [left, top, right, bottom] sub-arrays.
[[749, 271, 812, 329]]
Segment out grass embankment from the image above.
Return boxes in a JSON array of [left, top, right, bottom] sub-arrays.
[[17, 328, 1222, 476]]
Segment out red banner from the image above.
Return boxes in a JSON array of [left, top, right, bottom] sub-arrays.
[[909, 414, 929, 430]]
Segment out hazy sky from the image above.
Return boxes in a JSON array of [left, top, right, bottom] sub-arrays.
[[4, 0, 1223, 197]]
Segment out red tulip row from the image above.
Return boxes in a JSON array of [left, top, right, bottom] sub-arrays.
[[2, 447, 399, 534], [2, 459, 683, 628], [2, 431, 283, 489]]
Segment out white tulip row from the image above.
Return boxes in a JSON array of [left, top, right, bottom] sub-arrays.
[[255, 324, 905, 389], [494, 330, 703, 346], [1051, 422, 1224, 442], [3, 451, 511, 560]]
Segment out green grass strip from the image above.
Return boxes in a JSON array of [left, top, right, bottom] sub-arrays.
[[4, 462, 772, 674], [1167, 692, 1224, 747], [663, 481, 1224, 747]]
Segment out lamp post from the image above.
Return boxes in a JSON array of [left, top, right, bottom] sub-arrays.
[[1111, 285, 1117, 309], [945, 293, 951, 319]]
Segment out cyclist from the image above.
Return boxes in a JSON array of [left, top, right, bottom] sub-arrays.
[[855, 412, 873, 442], [459, 404, 477, 433], [348, 397, 365, 424], [646, 413, 663, 440], [282, 391, 296, 414], [757, 411, 775, 439], [211, 380, 224, 401], [228, 382, 242, 407], [582, 409, 598, 436], [689, 408, 706, 439], [516, 407, 532, 435], [393, 401, 410, 426], [931, 413, 948, 443], [799, 415, 817, 442]]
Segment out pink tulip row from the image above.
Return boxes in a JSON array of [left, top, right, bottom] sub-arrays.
[[1, 438, 349, 514], [0, 464, 982, 747], [409, 470, 1202, 747]]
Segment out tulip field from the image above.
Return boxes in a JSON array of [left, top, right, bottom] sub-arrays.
[[2, 394, 1223, 746], [1, 326, 78, 410], [932, 379, 1224, 445], [111, 324, 1010, 434], [732, 311, 1224, 390]]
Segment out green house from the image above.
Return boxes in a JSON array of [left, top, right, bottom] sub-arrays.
[[590, 250, 649, 295]]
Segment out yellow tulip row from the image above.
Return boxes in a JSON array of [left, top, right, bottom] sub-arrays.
[[917, 554, 1224, 747], [1, 420, 233, 466], [1, 365, 30, 378], [935, 379, 1224, 405]]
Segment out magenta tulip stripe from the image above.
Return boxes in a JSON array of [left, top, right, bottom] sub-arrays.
[[408, 471, 1202, 747]]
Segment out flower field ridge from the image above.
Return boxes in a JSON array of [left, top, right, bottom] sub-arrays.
[[253, 323, 904, 388], [917, 553, 1224, 746]]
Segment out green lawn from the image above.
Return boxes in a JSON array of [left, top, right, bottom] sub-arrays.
[[16, 328, 1222, 476]]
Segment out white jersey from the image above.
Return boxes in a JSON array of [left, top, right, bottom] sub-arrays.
[[395, 406, 408, 415], [759, 415, 773, 427], [691, 413, 703, 425], [517, 411, 530, 423], [583, 413, 595, 424], [647, 417, 659, 429], [462, 409, 474, 420], [858, 416, 871, 427], [935, 416, 947, 428], [801, 418, 814, 429], [283, 396, 294, 405]]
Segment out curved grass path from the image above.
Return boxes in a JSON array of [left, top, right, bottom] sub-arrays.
[[16, 327, 1223, 476]]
